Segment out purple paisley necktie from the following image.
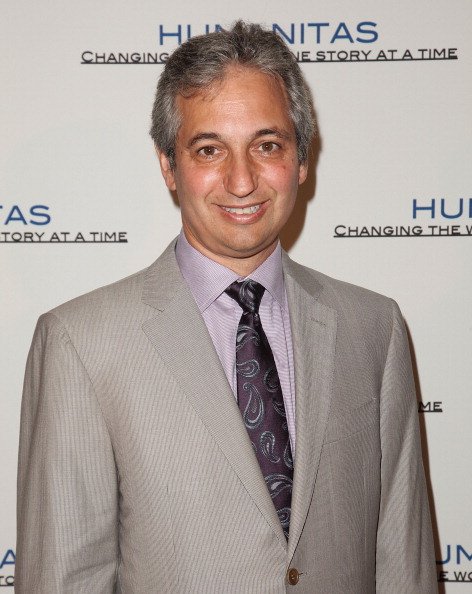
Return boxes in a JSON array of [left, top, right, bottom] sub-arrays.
[[225, 279, 293, 538]]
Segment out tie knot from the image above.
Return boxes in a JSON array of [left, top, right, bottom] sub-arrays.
[[225, 279, 265, 314]]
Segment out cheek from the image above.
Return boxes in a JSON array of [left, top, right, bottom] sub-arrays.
[[268, 164, 300, 196], [179, 167, 222, 199]]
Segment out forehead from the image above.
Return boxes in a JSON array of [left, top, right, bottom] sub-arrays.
[[175, 65, 294, 137]]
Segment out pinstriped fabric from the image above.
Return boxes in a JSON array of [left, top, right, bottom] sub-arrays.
[[16, 315, 119, 593], [283, 260, 437, 593], [17, 257, 288, 593], [375, 303, 437, 593], [16, 239, 437, 593]]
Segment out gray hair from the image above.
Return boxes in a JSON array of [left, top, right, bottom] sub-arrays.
[[150, 20, 316, 168]]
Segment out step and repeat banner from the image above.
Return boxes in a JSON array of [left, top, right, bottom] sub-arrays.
[[1, 0, 471, 590]]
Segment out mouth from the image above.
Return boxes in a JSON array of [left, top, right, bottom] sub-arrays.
[[220, 204, 262, 215]]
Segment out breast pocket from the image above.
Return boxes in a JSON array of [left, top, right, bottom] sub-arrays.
[[319, 397, 381, 581], [323, 398, 379, 444]]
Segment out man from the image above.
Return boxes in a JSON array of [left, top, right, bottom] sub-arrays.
[[16, 21, 437, 593]]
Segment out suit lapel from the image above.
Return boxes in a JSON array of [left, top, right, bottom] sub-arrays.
[[141, 242, 286, 549], [282, 254, 337, 560]]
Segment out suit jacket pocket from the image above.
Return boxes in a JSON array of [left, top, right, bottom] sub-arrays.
[[324, 398, 378, 444]]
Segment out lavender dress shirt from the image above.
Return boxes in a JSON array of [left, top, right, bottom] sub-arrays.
[[175, 231, 296, 455]]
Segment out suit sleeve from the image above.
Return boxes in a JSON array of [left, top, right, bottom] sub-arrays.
[[375, 301, 437, 593], [16, 313, 119, 593]]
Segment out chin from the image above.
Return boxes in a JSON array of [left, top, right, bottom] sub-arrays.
[[224, 240, 274, 259]]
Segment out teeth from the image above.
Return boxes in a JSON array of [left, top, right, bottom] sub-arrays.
[[222, 205, 261, 214]]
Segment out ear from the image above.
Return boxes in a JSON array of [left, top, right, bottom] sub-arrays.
[[298, 161, 308, 185], [156, 147, 176, 191]]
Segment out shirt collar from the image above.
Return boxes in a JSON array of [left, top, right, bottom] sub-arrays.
[[175, 230, 286, 313]]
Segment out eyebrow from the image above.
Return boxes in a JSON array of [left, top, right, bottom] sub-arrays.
[[188, 133, 221, 147], [188, 128, 292, 148], [255, 128, 291, 140]]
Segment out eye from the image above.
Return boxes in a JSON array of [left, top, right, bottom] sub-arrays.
[[196, 145, 220, 159], [259, 141, 280, 154]]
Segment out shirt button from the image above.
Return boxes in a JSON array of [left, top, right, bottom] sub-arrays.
[[287, 568, 300, 585]]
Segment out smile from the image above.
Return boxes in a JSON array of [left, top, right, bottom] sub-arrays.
[[221, 204, 261, 215]]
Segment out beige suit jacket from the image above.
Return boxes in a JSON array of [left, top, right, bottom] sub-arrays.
[[16, 240, 437, 593]]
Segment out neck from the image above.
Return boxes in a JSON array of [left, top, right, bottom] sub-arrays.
[[182, 230, 278, 276]]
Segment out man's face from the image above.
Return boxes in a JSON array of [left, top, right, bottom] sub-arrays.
[[158, 65, 308, 273]]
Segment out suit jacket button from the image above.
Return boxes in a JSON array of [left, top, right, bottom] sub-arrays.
[[287, 568, 300, 585]]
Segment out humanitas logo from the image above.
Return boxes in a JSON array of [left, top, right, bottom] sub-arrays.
[[0, 203, 128, 244], [80, 20, 458, 65], [155, 22, 379, 46], [0, 549, 15, 588], [437, 544, 472, 584], [333, 196, 472, 239]]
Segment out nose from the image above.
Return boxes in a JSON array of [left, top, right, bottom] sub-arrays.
[[224, 152, 257, 198]]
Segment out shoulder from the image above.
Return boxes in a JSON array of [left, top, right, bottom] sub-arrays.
[[44, 266, 146, 328], [283, 255, 402, 353], [29, 268, 148, 365], [284, 256, 397, 317], [40, 239, 179, 335]]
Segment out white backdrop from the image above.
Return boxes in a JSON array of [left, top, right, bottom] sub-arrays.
[[1, 0, 471, 590]]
